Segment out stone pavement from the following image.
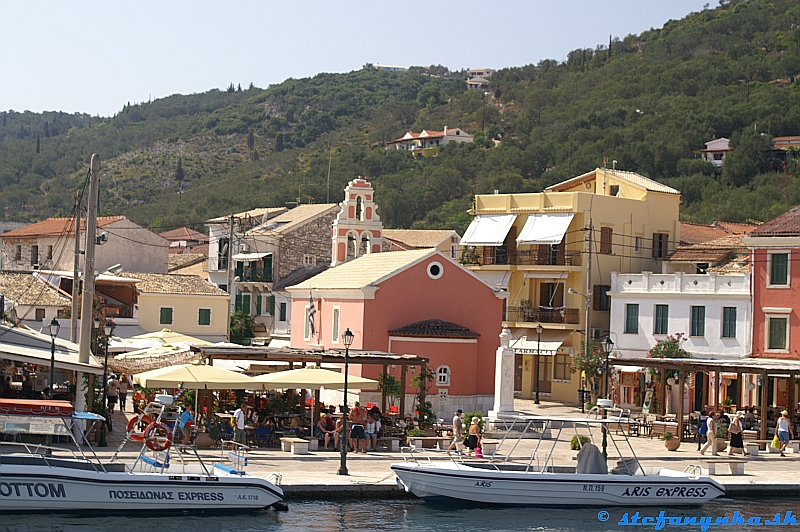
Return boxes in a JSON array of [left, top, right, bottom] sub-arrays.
[[80, 401, 800, 498]]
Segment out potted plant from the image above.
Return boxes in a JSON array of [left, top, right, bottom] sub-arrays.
[[570, 435, 591, 450], [715, 424, 729, 453], [406, 428, 427, 447], [663, 431, 681, 451]]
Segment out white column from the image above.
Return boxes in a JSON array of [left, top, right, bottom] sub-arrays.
[[489, 328, 515, 418]]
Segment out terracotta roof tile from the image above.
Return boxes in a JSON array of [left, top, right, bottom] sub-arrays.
[[291, 249, 434, 290], [167, 253, 207, 272], [0, 271, 71, 307], [679, 221, 757, 245], [383, 229, 458, 249], [248, 204, 338, 236], [117, 272, 228, 297], [750, 205, 800, 236], [0, 217, 123, 239], [159, 227, 209, 243], [389, 318, 479, 339]]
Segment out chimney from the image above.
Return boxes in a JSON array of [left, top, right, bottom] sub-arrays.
[[444, 125, 448, 136]]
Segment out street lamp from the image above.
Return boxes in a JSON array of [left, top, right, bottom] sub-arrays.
[[48, 318, 60, 399], [97, 319, 113, 447], [535, 324, 543, 405], [601, 336, 614, 460], [338, 328, 355, 476]]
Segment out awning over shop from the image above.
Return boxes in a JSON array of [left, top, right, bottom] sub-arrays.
[[614, 365, 644, 373], [516, 213, 575, 245], [510, 329, 571, 355], [0, 324, 104, 375], [461, 214, 517, 246], [232, 252, 271, 261]]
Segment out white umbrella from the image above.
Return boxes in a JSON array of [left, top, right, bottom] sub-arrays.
[[252, 366, 378, 390], [133, 363, 258, 389]]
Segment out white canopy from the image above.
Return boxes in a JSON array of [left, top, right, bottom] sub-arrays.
[[253, 366, 378, 390], [510, 329, 571, 355], [133, 364, 259, 389], [0, 324, 104, 375], [461, 214, 517, 246], [517, 213, 575, 245], [232, 252, 271, 261]]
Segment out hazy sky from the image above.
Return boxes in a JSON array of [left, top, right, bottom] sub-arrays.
[[1, 1, 710, 117]]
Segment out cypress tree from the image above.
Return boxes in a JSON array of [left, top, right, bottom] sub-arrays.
[[275, 133, 284, 152], [36, 135, 40, 154], [175, 157, 184, 182], [248, 129, 255, 150]]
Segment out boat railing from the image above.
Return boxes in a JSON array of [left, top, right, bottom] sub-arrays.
[[221, 440, 251, 472], [0, 440, 98, 469], [683, 464, 702, 479]]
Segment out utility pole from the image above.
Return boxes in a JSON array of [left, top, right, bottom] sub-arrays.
[[585, 218, 593, 388], [70, 191, 81, 344], [76, 154, 99, 415], [226, 214, 235, 340]]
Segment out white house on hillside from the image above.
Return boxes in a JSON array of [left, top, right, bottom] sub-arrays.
[[385, 127, 473, 151], [701, 138, 731, 167]]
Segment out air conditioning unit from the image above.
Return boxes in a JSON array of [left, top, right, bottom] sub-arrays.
[[591, 328, 603, 340]]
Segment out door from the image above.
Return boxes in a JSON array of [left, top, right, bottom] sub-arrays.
[[515, 353, 523, 392], [536, 356, 552, 394]]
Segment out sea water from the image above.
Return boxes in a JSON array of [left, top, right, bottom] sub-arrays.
[[0, 498, 796, 531]]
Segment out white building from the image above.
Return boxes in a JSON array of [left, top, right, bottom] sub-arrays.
[[385, 127, 473, 151], [700, 138, 731, 168]]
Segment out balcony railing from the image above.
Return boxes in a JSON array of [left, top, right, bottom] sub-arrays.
[[506, 306, 580, 324], [103, 304, 135, 319], [237, 270, 273, 283], [464, 248, 580, 267]]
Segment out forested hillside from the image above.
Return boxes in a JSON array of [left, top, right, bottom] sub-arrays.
[[3, 0, 800, 233]]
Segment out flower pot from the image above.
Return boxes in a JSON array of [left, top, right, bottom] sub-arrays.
[[195, 432, 216, 449], [715, 440, 727, 453], [664, 437, 681, 451]]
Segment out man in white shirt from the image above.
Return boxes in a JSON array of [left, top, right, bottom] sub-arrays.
[[233, 403, 247, 443], [447, 409, 464, 456]]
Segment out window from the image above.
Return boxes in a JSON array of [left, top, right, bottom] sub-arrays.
[[696, 263, 709, 274], [34, 308, 45, 322], [592, 285, 610, 311], [303, 254, 316, 266], [255, 295, 262, 315], [768, 316, 789, 350], [609, 185, 619, 197], [625, 304, 639, 334], [722, 307, 737, 338], [427, 261, 444, 279], [599, 227, 613, 254], [332, 307, 340, 343], [436, 365, 451, 386], [235, 293, 251, 314], [47, 245, 53, 260], [304, 306, 311, 340], [198, 308, 211, 326], [553, 354, 571, 381], [635, 236, 642, 253], [654, 304, 669, 335], [30, 245, 38, 266], [15, 245, 21, 261], [769, 252, 789, 286], [159, 307, 173, 325], [652, 233, 669, 259], [690, 306, 705, 337], [279, 302, 287, 322]]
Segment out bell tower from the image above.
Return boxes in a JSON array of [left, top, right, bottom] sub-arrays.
[[331, 177, 383, 266]]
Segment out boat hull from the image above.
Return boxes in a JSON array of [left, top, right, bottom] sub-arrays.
[[0, 465, 283, 512], [391, 463, 725, 507]]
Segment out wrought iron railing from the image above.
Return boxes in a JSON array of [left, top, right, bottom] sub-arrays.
[[506, 306, 580, 324]]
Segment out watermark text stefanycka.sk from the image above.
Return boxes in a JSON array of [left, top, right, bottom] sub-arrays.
[[597, 510, 798, 531]]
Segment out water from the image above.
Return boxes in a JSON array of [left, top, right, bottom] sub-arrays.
[[0, 498, 797, 531]]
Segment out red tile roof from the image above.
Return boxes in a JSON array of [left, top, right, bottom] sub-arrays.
[[388, 319, 480, 339], [750, 205, 800, 236], [0, 217, 124, 239], [679, 221, 757, 245], [159, 227, 209, 243]]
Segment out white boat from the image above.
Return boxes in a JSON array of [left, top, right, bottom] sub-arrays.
[[0, 398, 284, 513], [392, 415, 724, 506]]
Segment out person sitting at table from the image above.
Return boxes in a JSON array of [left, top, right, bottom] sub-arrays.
[[290, 416, 302, 429], [316, 413, 335, 450], [744, 407, 757, 430]]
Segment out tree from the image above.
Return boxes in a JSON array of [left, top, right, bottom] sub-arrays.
[[723, 127, 773, 187], [275, 133, 285, 152], [410, 369, 435, 428], [377, 373, 401, 407], [35, 135, 40, 154], [226, 83, 235, 93], [247, 129, 255, 151], [175, 157, 184, 182], [570, 340, 606, 402], [229, 310, 255, 345]]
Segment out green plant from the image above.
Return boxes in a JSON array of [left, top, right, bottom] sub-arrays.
[[207, 422, 221, 440], [570, 435, 591, 450], [662, 431, 674, 441], [406, 428, 426, 437], [462, 412, 484, 434], [410, 369, 436, 429], [716, 424, 729, 440], [229, 310, 255, 345], [722, 396, 733, 406], [570, 340, 606, 402], [377, 373, 401, 407]]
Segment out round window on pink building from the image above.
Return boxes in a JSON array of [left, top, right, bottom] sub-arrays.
[[427, 261, 444, 279]]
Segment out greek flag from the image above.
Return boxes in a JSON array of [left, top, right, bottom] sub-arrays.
[[308, 292, 316, 338]]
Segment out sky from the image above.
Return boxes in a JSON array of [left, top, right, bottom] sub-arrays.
[[0, 1, 711, 117]]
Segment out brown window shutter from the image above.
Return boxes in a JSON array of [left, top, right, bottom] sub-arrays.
[[593, 285, 602, 310], [652, 233, 659, 258], [507, 226, 517, 261]]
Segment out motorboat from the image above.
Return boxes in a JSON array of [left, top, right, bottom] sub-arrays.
[[0, 398, 284, 513], [392, 414, 724, 506]]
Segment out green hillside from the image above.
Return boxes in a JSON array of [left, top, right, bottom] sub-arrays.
[[3, 0, 800, 232]]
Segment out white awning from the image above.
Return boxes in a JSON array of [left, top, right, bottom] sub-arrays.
[[516, 213, 574, 245], [461, 214, 517, 246], [615, 365, 644, 373], [232, 252, 271, 261], [510, 329, 571, 355]]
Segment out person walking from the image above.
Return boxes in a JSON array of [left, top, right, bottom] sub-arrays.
[[118, 373, 129, 412], [178, 404, 194, 446], [776, 410, 794, 457], [728, 412, 746, 456], [106, 375, 120, 414], [348, 401, 367, 453], [700, 411, 718, 456], [447, 409, 464, 456], [465, 417, 482, 458], [233, 403, 247, 444], [696, 410, 709, 451]]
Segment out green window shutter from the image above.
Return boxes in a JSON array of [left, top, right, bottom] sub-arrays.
[[769, 318, 787, 349], [235, 294, 242, 312], [654, 305, 668, 335], [242, 294, 251, 315], [625, 304, 639, 334], [235, 261, 244, 280], [159, 307, 173, 325], [198, 308, 211, 326], [264, 255, 273, 282], [691, 306, 705, 337], [722, 307, 737, 338], [771, 253, 789, 285], [255, 295, 262, 315], [269, 295, 275, 316], [279, 302, 287, 322]]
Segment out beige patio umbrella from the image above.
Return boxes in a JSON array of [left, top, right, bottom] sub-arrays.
[[133, 363, 258, 389], [130, 328, 210, 347], [253, 366, 378, 390]]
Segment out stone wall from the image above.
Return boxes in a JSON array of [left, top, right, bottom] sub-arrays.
[[277, 212, 337, 282]]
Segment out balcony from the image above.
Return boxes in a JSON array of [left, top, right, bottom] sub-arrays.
[[506, 306, 580, 324], [464, 248, 581, 267]]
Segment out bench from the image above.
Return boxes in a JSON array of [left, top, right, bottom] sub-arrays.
[[375, 437, 401, 452], [304, 437, 320, 451], [408, 436, 452, 450], [649, 421, 678, 439], [704, 459, 746, 476], [480, 439, 499, 455], [213, 462, 245, 476], [744, 439, 778, 455], [280, 437, 309, 455]]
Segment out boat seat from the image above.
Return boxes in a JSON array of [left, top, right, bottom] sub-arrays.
[[213, 462, 245, 476], [140, 455, 169, 469]]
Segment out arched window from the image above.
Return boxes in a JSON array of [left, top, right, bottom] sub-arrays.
[[360, 234, 370, 256], [355, 196, 364, 221], [346, 233, 357, 260], [436, 365, 451, 386]]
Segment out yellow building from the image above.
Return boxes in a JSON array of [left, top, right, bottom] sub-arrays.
[[121, 272, 230, 342], [461, 168, 681, 404]]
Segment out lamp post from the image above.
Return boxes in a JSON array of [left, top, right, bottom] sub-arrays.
[[48, 318, 60, 399], [535, 324, 543, 405], [338, 328, 355, 476], [97, 319, 113, 447], [601, 336, 614, 460]]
